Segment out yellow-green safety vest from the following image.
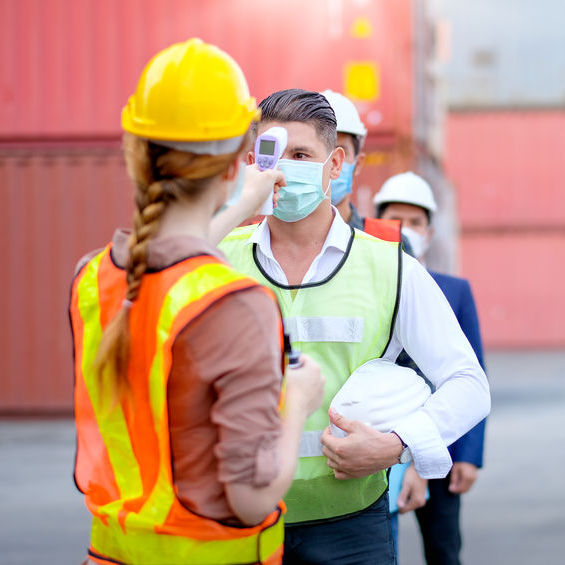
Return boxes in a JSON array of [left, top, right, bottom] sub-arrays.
[[219, 224, 401, 523]]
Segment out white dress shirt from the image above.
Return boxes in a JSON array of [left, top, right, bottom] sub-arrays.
[[248, 209, 490, 479]]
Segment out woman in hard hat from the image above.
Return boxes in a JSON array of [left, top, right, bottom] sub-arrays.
[[70, 38, 324, 565]]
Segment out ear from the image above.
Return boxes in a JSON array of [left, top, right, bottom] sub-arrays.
[[330, 147, 345, 180], [353, 152, 366, 177], [247, 151, 255, 165], [223, 158, 240, 182]]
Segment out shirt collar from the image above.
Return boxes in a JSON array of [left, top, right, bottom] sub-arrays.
[[248, 206, 352, 258]]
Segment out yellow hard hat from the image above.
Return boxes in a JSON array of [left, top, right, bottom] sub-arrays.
[[121, 38, 260, 144]]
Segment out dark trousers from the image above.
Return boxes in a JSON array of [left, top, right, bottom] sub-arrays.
[[283, 493, 396, 565], [415, 476, 462, 565]]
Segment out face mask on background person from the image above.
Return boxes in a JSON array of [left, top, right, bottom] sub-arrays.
[[330, 160, 355, 205], [216, 161, 246, 215], [401, 226, 429, 260], [274, 152, 333, 222]]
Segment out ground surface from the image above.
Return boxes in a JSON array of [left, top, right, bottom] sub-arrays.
[[1, 350, 564, 564]]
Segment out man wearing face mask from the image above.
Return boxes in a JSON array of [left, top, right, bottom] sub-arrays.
[[375, 171, 487, 565], [219, 89, 489, 565]]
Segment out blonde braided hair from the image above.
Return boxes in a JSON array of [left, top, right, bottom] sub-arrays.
[[95, 132, 248, 397]]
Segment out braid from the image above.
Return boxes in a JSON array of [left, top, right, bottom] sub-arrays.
[[95, 131, 249, 400], [95, 136, 168, 398], [126, 182, 166, 301]]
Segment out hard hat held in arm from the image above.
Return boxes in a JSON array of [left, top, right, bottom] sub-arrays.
[[121, 38, 260, 152], [321, 89, 367, 138], [373, 172, 438, 215], [329, 359, 431, 436]]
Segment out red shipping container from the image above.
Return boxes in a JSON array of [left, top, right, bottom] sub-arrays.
[[0, 148, 131, 412], [460, 233, 565, 348], [1, 0, 415, 144], [446, 111, 565, 229], [0, 0, 439, 412], [446, 110, 565, 348]]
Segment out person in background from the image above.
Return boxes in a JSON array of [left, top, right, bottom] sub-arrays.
[[321, 90, 414, 252], [320, 90, 366, 230], [69, 39, 324, 565], [220, 88, 490, 565], [375, 171, 487, 565]]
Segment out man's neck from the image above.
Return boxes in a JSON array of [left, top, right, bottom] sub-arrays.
[[336, 195, 352, 224], [266, 201, 334, 285]]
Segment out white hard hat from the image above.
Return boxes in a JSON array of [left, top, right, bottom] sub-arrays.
[[321, 89, 367, 137], [373, 171, 438, 214], [329, 359, 431, 437]]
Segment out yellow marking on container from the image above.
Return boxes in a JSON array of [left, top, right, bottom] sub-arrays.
[[364, 151, 391, 166], [344, 62, 380, 101], [350, 17, 373, 38]]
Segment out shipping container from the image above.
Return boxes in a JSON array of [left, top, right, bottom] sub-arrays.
[[460, 233, 565, 348], [438, 0, 565, 109], [0, 147, 130, 412], [1, 0, 452, 412], [445, 109, 565, 348], [445, 111, 565, 229], [1, 0, 419, 146]]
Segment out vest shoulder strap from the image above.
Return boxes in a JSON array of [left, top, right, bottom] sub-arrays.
[[363, 217, 402, 242]]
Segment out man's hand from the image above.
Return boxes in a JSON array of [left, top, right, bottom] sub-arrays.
[[397, 465, 428, 514], [320, 410, 403, 479], [448, 462, 478, 494]]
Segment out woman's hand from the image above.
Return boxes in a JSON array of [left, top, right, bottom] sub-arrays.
[[240, 164, 284, 216], [209, 164, 285, 245], [284, 354, 325, 418]]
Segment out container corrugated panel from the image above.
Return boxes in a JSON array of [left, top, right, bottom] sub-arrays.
[[0, 148, 131, 412], [1, 0, 414, 142], [445, 111, 565, 229], [460, 233, 565, 348]]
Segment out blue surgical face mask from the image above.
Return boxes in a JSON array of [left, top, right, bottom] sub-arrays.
[[274, 152, 333, 222], [216, 161, 245, 216], [330, 160, 356, 205]]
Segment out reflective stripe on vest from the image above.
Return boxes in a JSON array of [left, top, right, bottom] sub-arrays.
[[219, 225, 401, 523], [70, 246, 284, 565], [284, 316, 364, 343]]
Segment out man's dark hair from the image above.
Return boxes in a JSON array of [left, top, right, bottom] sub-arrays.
[[255, 89, 337, 151], [376, 202, 432, 225]]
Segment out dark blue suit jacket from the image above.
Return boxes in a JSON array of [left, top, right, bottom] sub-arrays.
[[428, 271, 487, 468]]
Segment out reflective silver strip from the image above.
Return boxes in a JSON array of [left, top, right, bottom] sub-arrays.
[[148, 134, 244, 155], [298, 430, 324, 457], [284, 316, 364, 343]]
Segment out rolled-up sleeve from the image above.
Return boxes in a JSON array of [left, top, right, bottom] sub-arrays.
[[204, 288, 283, 486]]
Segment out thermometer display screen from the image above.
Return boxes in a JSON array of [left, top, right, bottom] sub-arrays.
[[259, 139, 276, 155]]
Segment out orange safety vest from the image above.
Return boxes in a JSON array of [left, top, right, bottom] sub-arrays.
[[70, 245, 285, 565], [363, 217, 402, 243]]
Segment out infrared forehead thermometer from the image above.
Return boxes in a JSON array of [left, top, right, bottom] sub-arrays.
[[255, 126, 288, 171], [254, 126, 288, 214]]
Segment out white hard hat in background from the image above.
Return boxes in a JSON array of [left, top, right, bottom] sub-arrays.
[[373, 171, 438, 214], [321, 89, 367, 138]]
